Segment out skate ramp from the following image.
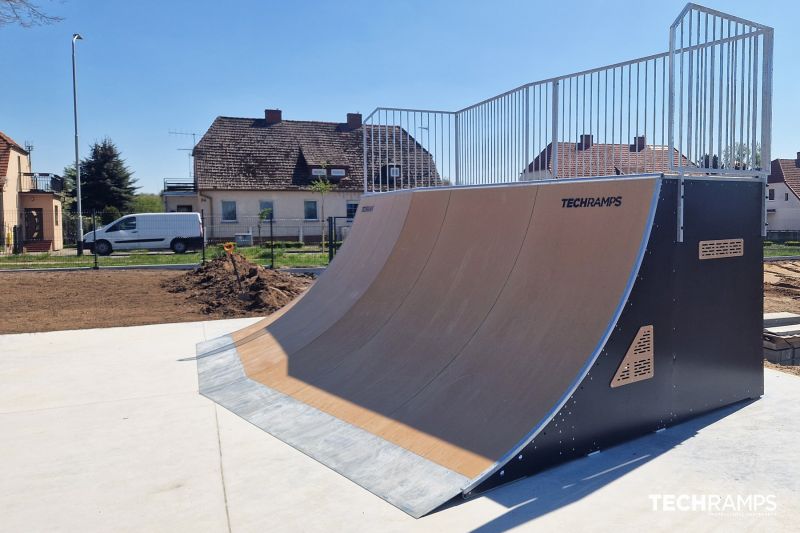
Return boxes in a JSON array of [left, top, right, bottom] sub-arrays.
[[197, 176, 661, 517]]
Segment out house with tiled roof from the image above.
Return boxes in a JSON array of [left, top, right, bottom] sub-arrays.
[[523, 135, 691, 179], [766, 154, 800, 233], [0, 131, 64, 252], [164, 109, 437, 240]]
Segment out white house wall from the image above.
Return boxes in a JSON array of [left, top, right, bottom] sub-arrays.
[[196, 190, 363, 240], [767, 182, 800, 232]]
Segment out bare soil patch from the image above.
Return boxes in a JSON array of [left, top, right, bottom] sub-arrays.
[[0, 258, 310, 334], [764, 260, 800, 313]]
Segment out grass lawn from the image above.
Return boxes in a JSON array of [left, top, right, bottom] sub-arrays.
[[0, 244, 330, 270], [764, 244, 800, 258]]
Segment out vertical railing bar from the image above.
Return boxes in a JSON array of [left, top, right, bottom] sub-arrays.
[[662, 56, 666, 171], [551, 80, 559, 178], [589, 72, 593, 177], [668, 24, 676, 172], [718, 20, 725, 168], [751, 34, 759, 170], [524, 87, 530, 177], [595, 70, 600, 174], [399, 111, 405, 189], [709, 16, 716, 169], [362, 116, 368, 193], [761, 27, 773, 236], [612, 66, 617, 170], [604, 70, 609, 174], [686, 12, 694, 166], [739, 24, 746, 169], [370, 115, 375, 192]]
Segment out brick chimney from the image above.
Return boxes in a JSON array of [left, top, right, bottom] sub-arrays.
[[265, 109, 282, 124], [796, 151, 800, 167], [578, 134, 593, 150], [631, 135, 646, 152], [346, 113, 362, 130]]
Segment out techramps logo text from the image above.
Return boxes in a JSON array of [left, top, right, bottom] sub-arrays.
[[561, 196, 623, 208]]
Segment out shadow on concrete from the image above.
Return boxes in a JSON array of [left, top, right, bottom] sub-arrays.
[[436, 400, 753, 532]]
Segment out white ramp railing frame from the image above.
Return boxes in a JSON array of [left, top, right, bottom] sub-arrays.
[[362, 4, 773, 202]]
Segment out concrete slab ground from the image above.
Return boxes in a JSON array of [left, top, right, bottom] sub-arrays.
[[0, 318, 798, 532]]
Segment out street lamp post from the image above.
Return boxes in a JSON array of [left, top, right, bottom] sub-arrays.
[[71, 33, 84, 255]]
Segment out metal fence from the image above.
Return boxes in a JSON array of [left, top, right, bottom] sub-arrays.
[[362, 3, 773, 192], [0, 209, 338, 271]]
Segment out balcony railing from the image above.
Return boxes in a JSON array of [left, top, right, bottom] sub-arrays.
[[21, 173, 64, 193], [163, 179, 197, 192]]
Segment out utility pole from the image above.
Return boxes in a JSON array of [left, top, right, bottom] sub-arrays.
[[72, 33, 84, 255]]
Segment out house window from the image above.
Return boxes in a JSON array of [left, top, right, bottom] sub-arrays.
[[346, 202, 359, 219], [54, 205, 59, 226], [304, 200, 318, 220], [768, 188, 775, 201], [311, 168, 327, 177], [221, 201, 237, 222], [786, 193, 790, 201], [331, 169, 346, 178], [389, 166, 401, 178], [177, 205, 192, 212], [259, 200, 274, 219]]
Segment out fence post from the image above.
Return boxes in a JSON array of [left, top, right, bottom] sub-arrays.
[[269, 216, 274, 269], [201, 209, 206, 265], [12, 225, 21, 254], [92, 210, 99, 270], [327, 217, 334, 263]]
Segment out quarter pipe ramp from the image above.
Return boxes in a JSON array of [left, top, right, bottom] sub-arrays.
[[197, 174, 763, 517]]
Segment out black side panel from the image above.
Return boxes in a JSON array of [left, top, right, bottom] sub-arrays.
[[472, 178, 763, 495]]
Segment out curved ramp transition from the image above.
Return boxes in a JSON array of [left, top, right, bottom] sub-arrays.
[[197, 175, 687, 517]]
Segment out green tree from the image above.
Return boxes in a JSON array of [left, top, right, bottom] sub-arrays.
[[310, 174, 332, 248], [131, 193, 164, 213], [71, 139, 138, 213], [61, 164, 77, 213], [101, 205, 121, 225]]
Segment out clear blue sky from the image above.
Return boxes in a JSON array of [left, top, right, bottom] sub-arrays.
[[1, 0, 797, 193]]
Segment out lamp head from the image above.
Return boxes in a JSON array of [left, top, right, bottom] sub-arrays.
[[72, 33, 83, 41]]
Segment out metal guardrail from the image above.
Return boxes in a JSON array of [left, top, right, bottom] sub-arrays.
[[362, 3, 773, 197], [20, 173, 64, 193], [163, 179, 197, 192]]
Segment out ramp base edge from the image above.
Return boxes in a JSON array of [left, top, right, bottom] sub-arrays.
[[195, 336, 469, 518]]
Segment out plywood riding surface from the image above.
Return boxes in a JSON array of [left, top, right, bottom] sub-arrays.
[[198, 176, 660, 516]]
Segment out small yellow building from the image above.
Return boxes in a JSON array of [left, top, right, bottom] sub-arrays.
[[0, 131, 64, 252]]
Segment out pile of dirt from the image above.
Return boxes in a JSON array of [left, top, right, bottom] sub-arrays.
[[164, 253, 312, 316]]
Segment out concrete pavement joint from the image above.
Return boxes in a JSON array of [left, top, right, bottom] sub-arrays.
[[215, 405, 233, 533]]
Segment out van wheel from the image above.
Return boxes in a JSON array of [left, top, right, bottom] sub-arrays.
[[171, 239, 188, 254], [95, 240, 112, 256]]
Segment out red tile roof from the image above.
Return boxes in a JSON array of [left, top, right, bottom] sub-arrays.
[[768, 158, 800, 200], [527, 140, 691, 177]]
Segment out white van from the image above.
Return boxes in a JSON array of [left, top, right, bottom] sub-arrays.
[[83, 212, 203, 255]]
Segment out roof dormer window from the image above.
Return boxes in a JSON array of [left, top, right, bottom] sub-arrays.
[[331, 168, 346, 177], [311, 168, 327, 177]]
